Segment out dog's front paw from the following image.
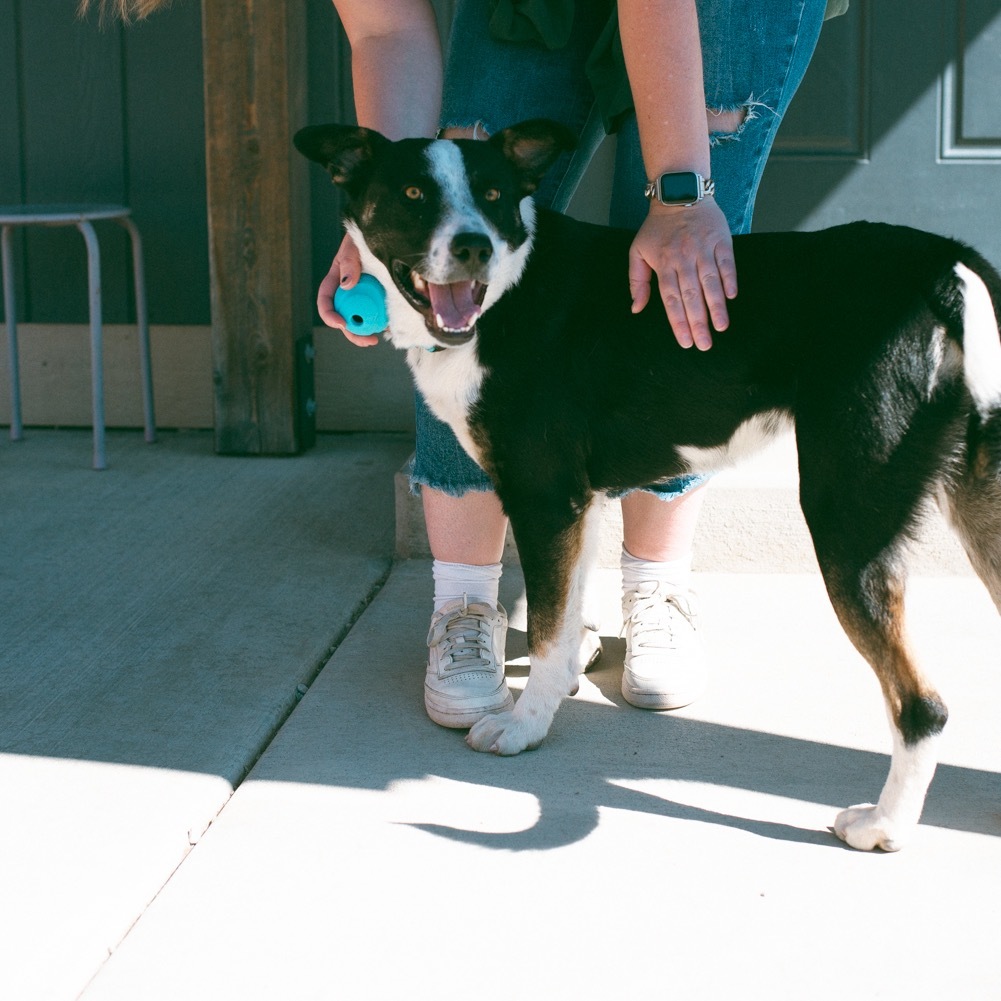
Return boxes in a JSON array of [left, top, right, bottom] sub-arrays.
[[833, 803, 908, 852], [466, 709, 547, 755]]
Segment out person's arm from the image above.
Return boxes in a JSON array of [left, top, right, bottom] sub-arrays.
[[321, 0, 442, 342], [335, 0, 442, 140], [618, 0, 737, 351]]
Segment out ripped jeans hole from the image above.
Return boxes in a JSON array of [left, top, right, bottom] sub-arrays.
[[707, 107, 747, 134], [706, 98, 772, 145]]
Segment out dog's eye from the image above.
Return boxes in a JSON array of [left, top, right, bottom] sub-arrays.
[[483, 188, 501, 202], [404, 186, 424, 201]]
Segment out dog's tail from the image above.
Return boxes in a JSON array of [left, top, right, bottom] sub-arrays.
[[953, 257, 1001, 417], [939, 251, 1001, 611]]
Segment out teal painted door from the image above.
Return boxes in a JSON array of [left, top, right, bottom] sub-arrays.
[[758, 0, 1001, 267]]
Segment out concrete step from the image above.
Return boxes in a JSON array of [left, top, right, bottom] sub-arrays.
[[395, 433, 975, 575]]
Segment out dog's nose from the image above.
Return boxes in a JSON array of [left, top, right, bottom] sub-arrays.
[[450, 232, 493, 266]]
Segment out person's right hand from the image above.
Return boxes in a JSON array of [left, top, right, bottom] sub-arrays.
[[318, 231, 381, 347]]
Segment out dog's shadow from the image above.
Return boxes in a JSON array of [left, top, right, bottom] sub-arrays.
[[258, 567, 1001, 856], [394, 629, 1001, 853]]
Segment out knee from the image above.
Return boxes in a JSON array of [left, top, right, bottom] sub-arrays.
[[440, 121, 491, 141], [706, 99, 775, 144], [707, 106, 747, 135]]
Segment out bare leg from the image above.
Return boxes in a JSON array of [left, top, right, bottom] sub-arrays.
[[423, 487, 508, 565], [620, 485, 706, 562]]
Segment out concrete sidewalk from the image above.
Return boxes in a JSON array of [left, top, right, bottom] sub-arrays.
[[0, 429, 413, 1001], [3, 431, 1000, 1000], [78, 565, 1001, 1001]]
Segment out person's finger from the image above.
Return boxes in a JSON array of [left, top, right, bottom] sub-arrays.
[[628, 248, 654, 314], [698, 267, 730, 334], [317, 261, 344, 328], [716, 242, 738, 301], [317, 258, 378, 346], [676, 272, 713, 350], [316, 235, 378, 345], [658, 271, 697, 349]]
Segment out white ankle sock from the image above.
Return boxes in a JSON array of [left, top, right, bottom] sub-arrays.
[[620, 546, 692, 593], [432, 559, 502, 612]]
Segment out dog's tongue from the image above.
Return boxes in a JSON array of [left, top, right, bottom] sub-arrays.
[[427, 281, 480, 332]]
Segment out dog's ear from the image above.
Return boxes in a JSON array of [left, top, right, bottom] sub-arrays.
[[489, 119, 577, 195], [293, 124, 390, 197]]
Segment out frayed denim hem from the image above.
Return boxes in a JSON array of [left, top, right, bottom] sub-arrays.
[[407, 476, 498, 498], [608, 473, 712, 503], [408, 458, 710, 502], [407, 455, 496, 497]]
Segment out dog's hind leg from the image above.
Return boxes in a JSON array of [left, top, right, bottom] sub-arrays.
[[801, 488, 949, 851], [820, 550, 948, 851], [466, 495, 594, 755]]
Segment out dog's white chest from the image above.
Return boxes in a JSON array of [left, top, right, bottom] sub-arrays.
[[408, 346, 487, 464]]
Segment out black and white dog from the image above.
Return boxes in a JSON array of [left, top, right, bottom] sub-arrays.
[[295, 118, 1001, 852]]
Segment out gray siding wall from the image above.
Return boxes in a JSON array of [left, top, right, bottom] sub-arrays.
[[1, 0, 207, 324], [3, 1, 999, 330]]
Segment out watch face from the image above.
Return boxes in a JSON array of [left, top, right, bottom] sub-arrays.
[[658, 172, 701, 204]]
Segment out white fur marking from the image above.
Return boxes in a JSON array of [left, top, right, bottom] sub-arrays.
[[675, 410, 792, 475], [423, 143, 494, 282], [467, 496, 597, 755], [423, 142, 536, 311], [834, 711, 940, 851], [481, 196, 536, 314], [956, 262, 1001, 415]]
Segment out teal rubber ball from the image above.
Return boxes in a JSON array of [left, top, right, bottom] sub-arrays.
[[334, 273, 388, 336]]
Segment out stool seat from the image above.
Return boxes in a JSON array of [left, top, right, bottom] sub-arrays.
[[0, 204, 132, 224], [1, 203, 156, 469]]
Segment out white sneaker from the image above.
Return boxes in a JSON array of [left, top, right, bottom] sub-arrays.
[[621, 581, 707, 709], [425, 597, 514, 728]]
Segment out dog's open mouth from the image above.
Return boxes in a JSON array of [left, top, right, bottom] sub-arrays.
[[392, 260, 487, 345]]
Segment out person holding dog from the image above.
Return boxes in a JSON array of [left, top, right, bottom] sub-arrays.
[[323, 0, 836, 728], [83, 0, 836, 726]]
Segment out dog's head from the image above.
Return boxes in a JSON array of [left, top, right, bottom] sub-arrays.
[[295, 119, 575, 349]]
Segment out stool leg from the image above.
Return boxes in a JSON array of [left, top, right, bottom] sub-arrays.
[[120, 216, 156, 443], [1, 225, 23, 442], [77, 221, 107, 470]]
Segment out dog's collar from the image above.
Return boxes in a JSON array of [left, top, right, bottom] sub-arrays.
[[426, 345, 447, 353]]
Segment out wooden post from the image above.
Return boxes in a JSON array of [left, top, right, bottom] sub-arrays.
[[201, 0, 315, 454]]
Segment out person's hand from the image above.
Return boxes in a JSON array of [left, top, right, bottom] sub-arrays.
[[628, 198, 737, 351], [318, 231, 380, 347]]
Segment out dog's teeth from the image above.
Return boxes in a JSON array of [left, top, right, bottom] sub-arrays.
[[411, 272, 428, 293]]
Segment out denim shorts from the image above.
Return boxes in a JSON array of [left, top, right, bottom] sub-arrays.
[[411, 0, 828, 498]]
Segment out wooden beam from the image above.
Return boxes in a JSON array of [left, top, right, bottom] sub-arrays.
[[201, 0, 315, 454]]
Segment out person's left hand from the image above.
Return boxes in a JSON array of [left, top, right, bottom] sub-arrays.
[[628, 198, 737, 351]]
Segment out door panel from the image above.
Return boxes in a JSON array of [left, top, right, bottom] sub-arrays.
[[757, 0, 1001, 267]]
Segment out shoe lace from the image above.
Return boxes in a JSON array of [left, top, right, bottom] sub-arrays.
[[432, 596, 495, 674], [622, 582, 697, 649]]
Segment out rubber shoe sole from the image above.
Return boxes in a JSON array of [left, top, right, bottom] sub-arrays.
[[424, 686, 514, 729]]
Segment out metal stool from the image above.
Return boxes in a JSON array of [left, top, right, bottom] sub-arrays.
[[0, 204, 156, 469]]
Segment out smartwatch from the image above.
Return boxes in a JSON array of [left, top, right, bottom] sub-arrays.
[[644, 171, 715, 207]]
